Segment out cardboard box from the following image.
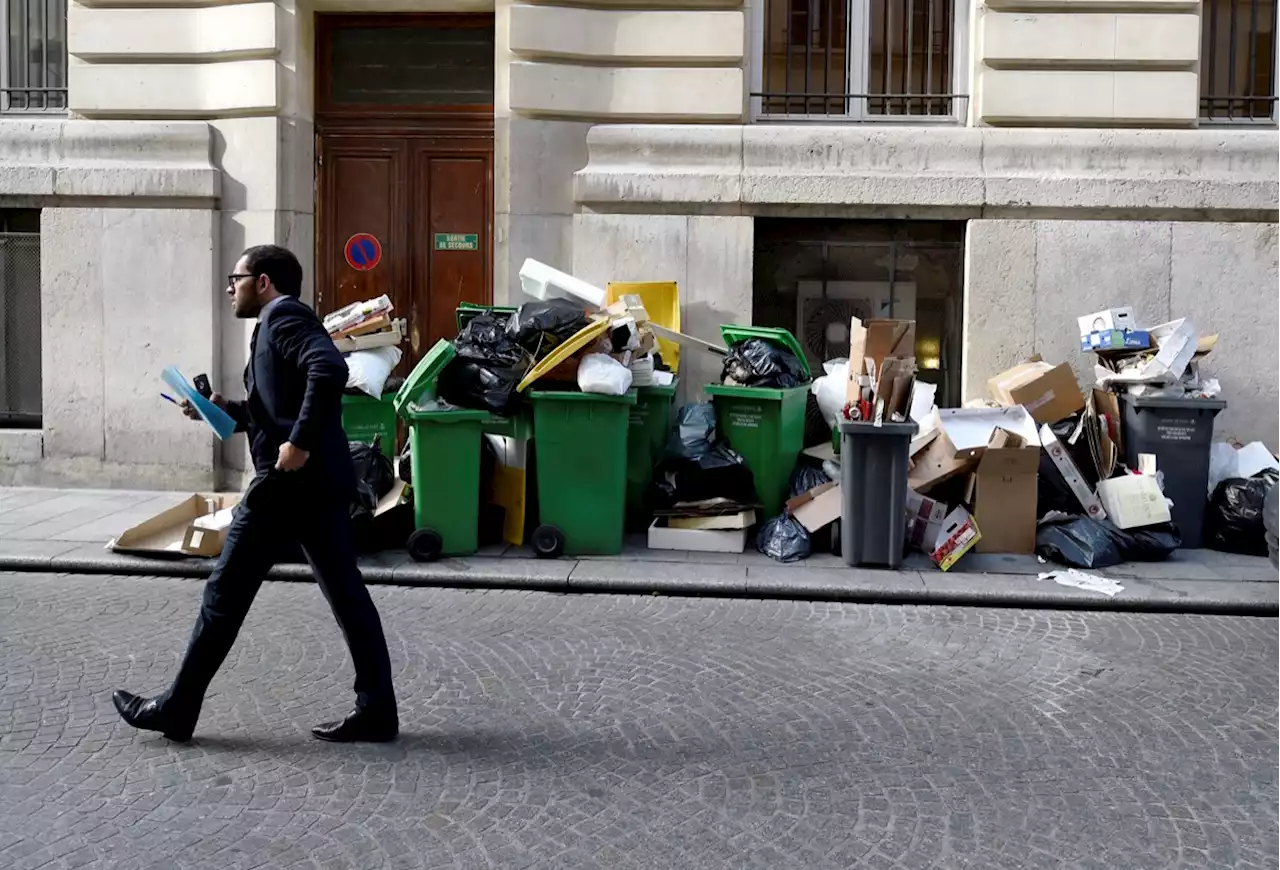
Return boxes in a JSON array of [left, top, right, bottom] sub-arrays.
[[987, 360, 1085, 424], [905, 487, 948, 551], [929, 407, 1041, 554], [1082, 329, 1151, 352], [1094, 319, 1200, 386], [1096, 475, 1171, 529], [648, 518, 747, 553], [109, 493, 242, 558], [908, 428, 979, 493], [1039, 424, 1107, 521], [972, 437, 1040, 554], [786, 483, 842, 532], [931, 507, 981, 571], [1077, 307, 1136, 338]]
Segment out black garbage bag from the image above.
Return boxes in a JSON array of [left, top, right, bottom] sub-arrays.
[[1037, 414, 1099, 517], [1036, 516, 1181, 569], [757, 515, 812, 563], [721, 338, 808, 388], [1206, 469, 1279, 556], [506, 299, 590, 359], [439, 313, 532, 416], [438, 358, 524, 417], [789, 462, 831, 497], [349, 438, 395, 521], [650, 445, 758, 508], [665, 403, 718, 459]]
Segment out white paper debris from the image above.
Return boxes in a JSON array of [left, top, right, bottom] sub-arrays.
[[1037, 569, 1124, 597]]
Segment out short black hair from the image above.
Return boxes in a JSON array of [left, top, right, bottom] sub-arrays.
[[242, 245, 303, 298]]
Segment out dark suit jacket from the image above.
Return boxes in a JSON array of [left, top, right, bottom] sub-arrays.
[[225, 296, 356, 495]]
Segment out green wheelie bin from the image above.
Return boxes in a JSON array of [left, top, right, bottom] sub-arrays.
[[705, 326, 812, 520], [394, 340, 490, 562], [528, 389, 637, 558], [625, 379, 678, 531]]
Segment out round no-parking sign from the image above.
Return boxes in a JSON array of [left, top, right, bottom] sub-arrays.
[[344, 233, 382, 272]]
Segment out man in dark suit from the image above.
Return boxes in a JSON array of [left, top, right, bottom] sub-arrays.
[[112, 245, 399, 743]]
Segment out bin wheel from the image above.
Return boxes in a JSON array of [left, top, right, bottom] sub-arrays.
[[532, 525, 565, 560], [407, 529, 443, 563]]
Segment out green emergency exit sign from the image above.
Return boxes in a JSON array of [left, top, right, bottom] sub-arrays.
[[434, 233, 479, 251]]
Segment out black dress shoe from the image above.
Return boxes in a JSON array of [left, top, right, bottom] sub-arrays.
[[311, 708, 398, 743], [112, 690, 194, 742]]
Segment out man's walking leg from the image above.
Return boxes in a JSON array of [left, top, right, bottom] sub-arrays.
[[297, 499, 397, 741], [112, 499, 279, 740]]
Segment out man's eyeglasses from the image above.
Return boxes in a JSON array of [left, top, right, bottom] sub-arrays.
[[227, 273, 254, 288]]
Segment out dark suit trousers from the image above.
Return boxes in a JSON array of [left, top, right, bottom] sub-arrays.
[[159, 472, 396, 722]]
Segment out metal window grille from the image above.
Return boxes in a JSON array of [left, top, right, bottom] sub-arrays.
[[753, 0, 968, 120], [1201, 0, 1279, 122], [0, 0, 68, 114], [0, 231, 42, 427]]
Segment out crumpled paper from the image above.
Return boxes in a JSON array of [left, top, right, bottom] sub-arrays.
[[1037, 568, 1124, 597]]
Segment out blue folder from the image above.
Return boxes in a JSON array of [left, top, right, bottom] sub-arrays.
[[161, 366, 238, 441]]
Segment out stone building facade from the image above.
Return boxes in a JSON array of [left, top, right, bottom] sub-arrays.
[[0, 0, 1276, 488]]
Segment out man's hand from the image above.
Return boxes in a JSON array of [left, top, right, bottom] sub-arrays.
[[180, 392, 226, 421], [275, 442, 310, 472]]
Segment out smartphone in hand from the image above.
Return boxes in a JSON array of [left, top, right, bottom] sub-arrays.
[[193, 374, 213, 399]]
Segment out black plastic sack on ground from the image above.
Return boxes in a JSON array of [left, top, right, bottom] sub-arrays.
[[650, 445, 758, 508], [1206, 469, 1279, 556], [665, 403, 718, 459], [349, 439, 395, 521], [789, 462, 831, 497], [721, 338, 808, 388], [757, 515, 812, 563], [1036, 516, 1181, 569], [506, 299, 590, 359]]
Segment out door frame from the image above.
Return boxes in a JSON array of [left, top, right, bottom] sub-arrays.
[[314, 12, 496, 321]]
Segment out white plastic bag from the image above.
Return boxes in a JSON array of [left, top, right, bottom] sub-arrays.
[[810, 359, 849, 429], [1206, 441, 1280, 494], [345, 346, 402, 399], [577, 353, 632, 396]]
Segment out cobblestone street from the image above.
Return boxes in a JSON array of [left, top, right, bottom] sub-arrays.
[[0, 573, 1275, 869]]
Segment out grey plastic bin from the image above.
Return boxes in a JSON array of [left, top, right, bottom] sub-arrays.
[[1120, 395, 1226, 549], [840, 420, 918, 568]]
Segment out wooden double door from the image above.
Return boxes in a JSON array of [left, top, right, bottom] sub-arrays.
[[317, 129, 493, 371]]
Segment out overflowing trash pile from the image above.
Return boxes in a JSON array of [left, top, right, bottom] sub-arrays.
[[325, 294, 407, 399], [320, 264, 1276, 572]]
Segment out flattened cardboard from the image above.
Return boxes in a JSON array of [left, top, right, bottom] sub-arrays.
[[988, 360, 1085, 424], [110, 494, 241, 558], [908, 429, 978, 493], [845, 317, 869, 403], [669, 510, 755, 531], [788, 483, 842, 533], [648, 518, 747, 553], [865, 320, 915, 372]]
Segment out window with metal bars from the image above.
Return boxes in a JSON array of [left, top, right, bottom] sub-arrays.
[[0, 210, 41, 428], [1, 0, 67, 114], [1201, 0, 1278, 123], [753, 0, 967, 120]]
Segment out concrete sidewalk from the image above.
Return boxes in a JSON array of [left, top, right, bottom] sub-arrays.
[[0, 486, 1275, 614]]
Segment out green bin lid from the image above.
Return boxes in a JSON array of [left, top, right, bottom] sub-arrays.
[[528, 388, 638, 405], [456, 303, 517, 332], [393, 339, 455, 418], [403, 407, 490, 423], [718, 325, 812, 379]]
